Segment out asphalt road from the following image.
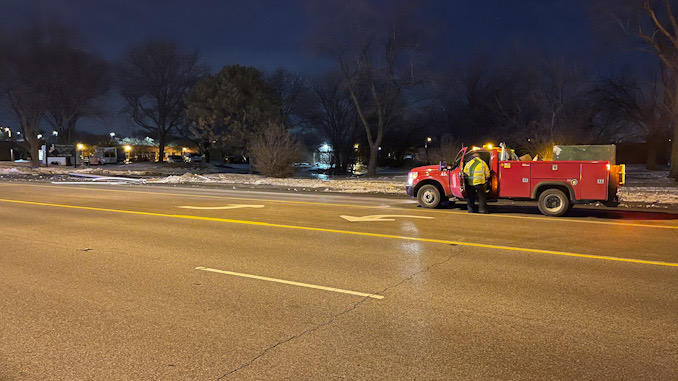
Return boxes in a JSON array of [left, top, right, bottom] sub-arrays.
[[0, 182, 676, 380]]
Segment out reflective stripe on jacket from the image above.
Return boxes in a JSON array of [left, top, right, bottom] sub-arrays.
[[463, 157, 489, 186]]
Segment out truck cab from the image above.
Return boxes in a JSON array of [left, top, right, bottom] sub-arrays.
[[407, 145, 498, 207]]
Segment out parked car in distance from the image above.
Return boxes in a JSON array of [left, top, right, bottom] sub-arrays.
[[167, 155, 183, 163], [187, 153, 204, 163]]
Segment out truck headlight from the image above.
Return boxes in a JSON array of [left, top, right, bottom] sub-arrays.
[[407, 172, 418, 186]]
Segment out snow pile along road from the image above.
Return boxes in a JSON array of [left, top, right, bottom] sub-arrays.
[[154, 173, 215, 183], [618, 165, 678, 206], [149, 173, 406, 194], [618, 187, 678, 206], [0, 168, 25, 175]]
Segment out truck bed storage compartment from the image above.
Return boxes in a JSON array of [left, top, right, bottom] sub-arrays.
[[579, 163, 608, 200], [498, 162, 531, 198]]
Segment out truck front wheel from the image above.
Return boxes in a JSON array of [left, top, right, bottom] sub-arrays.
[[538, 189, 570, 217], [417, 184, 443, 208]]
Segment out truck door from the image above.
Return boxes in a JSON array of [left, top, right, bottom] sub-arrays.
[[449, 147, 467, 199]]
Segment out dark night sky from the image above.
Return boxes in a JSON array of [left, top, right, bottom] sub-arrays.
[[0, 0, 654, 133]]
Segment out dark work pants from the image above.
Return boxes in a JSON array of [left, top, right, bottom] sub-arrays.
[[466, 183, 487, 213]]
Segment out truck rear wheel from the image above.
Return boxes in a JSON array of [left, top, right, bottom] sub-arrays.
[[417, 184, 442, 209], [538, 189, 569, 217]]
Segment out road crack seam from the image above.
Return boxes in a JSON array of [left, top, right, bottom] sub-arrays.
[[217, 251, 458, 379]]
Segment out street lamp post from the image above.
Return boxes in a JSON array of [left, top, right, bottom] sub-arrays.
[[76, 143, 84, 168], [425, 137, 432, 164], [123, 145, 132, 164]]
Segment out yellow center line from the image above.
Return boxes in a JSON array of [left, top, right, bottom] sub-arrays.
[[1, 197, 677, 268], [195, 267, 384, 299], [1, 182, 677, 230]]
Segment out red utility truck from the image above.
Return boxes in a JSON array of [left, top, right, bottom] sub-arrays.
[[406, 144, 625, 217]]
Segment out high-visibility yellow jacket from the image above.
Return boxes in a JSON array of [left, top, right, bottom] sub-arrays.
[[463, 157, 490, 186]]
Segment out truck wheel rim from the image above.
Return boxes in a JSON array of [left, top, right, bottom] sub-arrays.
[[545, 195, 562, 212], [423, 190, 435, 204]]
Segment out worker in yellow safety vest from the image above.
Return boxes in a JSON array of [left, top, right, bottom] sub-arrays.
[[463, 152, 490, 214]]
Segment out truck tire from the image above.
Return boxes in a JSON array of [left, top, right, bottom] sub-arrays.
[[538, 188, 569, 217], [417, 184, 442, 209]]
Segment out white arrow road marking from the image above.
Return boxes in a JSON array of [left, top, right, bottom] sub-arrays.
[[340, 214, 435, 222], [178, 204, 265, 210], [195, 267, 384, 299]]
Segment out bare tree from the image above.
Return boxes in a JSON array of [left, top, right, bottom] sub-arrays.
[[475, 57, 597, 159], [45, 47, 109, 144], [311, 1, 426, 176], [303, 72, 360, 174], [445, 56, 513, 143], [432, 55, 583, 158], [521, 60, 595, 158], [0, 27, 64, 167], [118, 40, 207, 162], [267, 68, 307, 126], [591, 72, 670, 168], [610, 0, 678, 178]]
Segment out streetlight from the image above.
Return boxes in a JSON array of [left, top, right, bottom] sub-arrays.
[[425, 137, 432, 164], [123, 145, 132, 164], [76, 143, 84, 168]]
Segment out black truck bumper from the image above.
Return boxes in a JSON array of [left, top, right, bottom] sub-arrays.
[[406, 185, 414, 198]]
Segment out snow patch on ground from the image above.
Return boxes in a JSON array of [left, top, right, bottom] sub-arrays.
[[149, 173, 406, 194], [0, 168, 25, 174], [154, 173, 215, 183], [618, 187, 678, 205]]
